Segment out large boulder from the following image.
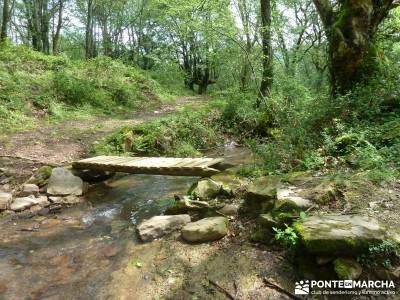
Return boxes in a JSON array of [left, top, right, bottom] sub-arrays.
[[0, 192, 12, 210], [293, 215, 389, 256], [181, 217, 228, 243], [192, 178, 222, 200], [137, 215, 191, 242], [241, 176, 280, 216], [47, 168, 84, 196]]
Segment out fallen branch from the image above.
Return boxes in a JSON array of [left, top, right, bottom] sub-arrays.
[[262, 278, 302, 300], [208, 279, 235, 300]]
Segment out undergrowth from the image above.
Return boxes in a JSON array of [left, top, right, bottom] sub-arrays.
[[0, 43, 183, 133]]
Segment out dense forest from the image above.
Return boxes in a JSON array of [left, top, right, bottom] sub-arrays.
[[1, 0, 400, 299]]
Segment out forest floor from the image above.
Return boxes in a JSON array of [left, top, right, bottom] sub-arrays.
[[0, 95, 208, 187], [0, 95, 207, 165]]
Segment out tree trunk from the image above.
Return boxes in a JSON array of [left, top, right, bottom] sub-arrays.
[[52, 0, 63, 54], [85, 0, 94, 59], [259, 0, 273, 101], [41, 0, 50, 54], [313, 0, 396, 95], [1, 0, 9, 41]]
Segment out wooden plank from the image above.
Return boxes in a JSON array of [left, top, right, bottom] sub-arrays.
[[72, 156, 226, 176]]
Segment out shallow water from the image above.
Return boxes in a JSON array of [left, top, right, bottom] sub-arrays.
[[0, 147, 252, 300]]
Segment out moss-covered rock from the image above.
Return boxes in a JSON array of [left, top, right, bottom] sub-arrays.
[[310, 182, 338, 205], [250, 214, 280, 244], [293, 215, 388, 256], [191, 178, 222, 200], [334, 258, 362, 280], [271, 211, 298, 225], [211, 171, 247, 196], [283, 171, 314, 185], [274, 188, 312, 212], [241, 176, 280, 217], [165, 197, 224, 218], [27, 166, 52, 187], [250, 227, 275, 244], [258, 213, 279, 229]]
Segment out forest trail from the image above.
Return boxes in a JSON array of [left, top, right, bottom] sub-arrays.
[[0, 96, 208, 166]]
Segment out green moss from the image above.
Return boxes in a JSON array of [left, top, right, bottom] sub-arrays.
[[27, 165, 53, 187], [272, 211, 297, 225], [334, 258, 362, 280], [274, 199, 300, 212], [293, 220, 372, 256]]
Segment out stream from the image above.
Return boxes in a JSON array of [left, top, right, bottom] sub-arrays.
[[0, 147, 260, 300]]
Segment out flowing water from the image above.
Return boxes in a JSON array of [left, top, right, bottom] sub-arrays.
[[0, 147, 253, 300]]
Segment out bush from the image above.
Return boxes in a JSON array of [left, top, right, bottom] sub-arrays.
[[91, 107, 223, 157], [0, 44, 179, 132]]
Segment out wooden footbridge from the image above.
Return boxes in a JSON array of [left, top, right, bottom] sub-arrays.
[[72, 156, 226, 176]]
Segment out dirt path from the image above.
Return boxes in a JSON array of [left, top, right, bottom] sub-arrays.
[[0, 96, 207, 166]]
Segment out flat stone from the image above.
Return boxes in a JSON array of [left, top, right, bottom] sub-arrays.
[[137, 215, 191, 242], [0, 192, 12, 210], [293, 215, 388, 255], [181, 217, 228, 243], [334, 258, 362, 280], [10, 196, 37, 211], [47, 168, 84, 196], [19, 184, 39, 197], [275, 187, 312, 212]]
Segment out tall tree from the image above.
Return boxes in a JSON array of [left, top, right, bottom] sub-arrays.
[[313, 0, 400, 95], [52, 0, 64, 54], [259, 0, 273, 101], [1, 0, 10, 41], [85, 0, 95, 58]]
